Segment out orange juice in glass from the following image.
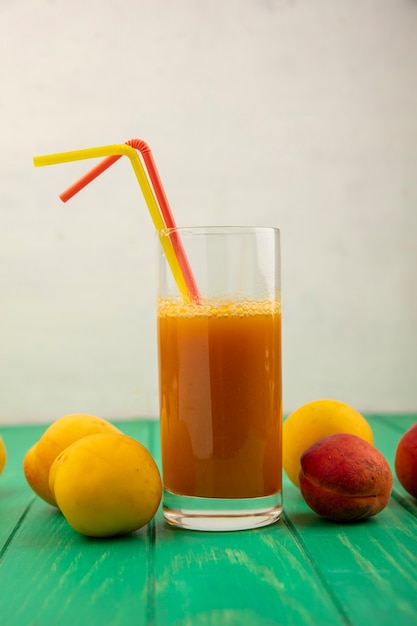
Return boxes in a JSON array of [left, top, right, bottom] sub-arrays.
[[157, 227, 282, 531]]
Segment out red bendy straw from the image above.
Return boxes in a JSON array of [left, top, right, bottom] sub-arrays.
[[60, 139, 201, 303]]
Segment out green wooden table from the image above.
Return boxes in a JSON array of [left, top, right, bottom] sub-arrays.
[[0, 415, 416, 626]]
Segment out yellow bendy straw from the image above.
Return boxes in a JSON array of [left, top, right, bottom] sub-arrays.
[[33, 144, 193, 301]]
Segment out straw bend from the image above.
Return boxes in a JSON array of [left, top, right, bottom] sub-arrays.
[[126, 138, 151, 155]]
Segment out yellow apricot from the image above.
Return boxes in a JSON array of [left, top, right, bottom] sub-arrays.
[[0, 435, 6, 475], [50, 433, 162, 537], [283, 399, 374, 487], [23, 414, 122, 506]]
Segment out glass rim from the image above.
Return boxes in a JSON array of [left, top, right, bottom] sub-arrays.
[[157, 225, 280, 237]]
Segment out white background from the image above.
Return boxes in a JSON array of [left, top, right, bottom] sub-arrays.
[[1, 0, 416, 424]]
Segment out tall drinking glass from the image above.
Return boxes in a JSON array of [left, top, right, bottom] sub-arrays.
[[157, 226, 282, 531]]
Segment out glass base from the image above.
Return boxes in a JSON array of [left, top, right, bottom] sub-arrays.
[[162, 490, 283, 531]]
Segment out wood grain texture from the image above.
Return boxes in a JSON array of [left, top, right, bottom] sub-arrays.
[[0, 416, 416, 625]]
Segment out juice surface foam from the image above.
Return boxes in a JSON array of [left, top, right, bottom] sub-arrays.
[[158, 298, 281, 318]]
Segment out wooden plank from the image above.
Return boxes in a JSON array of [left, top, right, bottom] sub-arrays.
[[284, 487, 417, 625], [0, 499, 154, 626], [152, 517, 346, 626]]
